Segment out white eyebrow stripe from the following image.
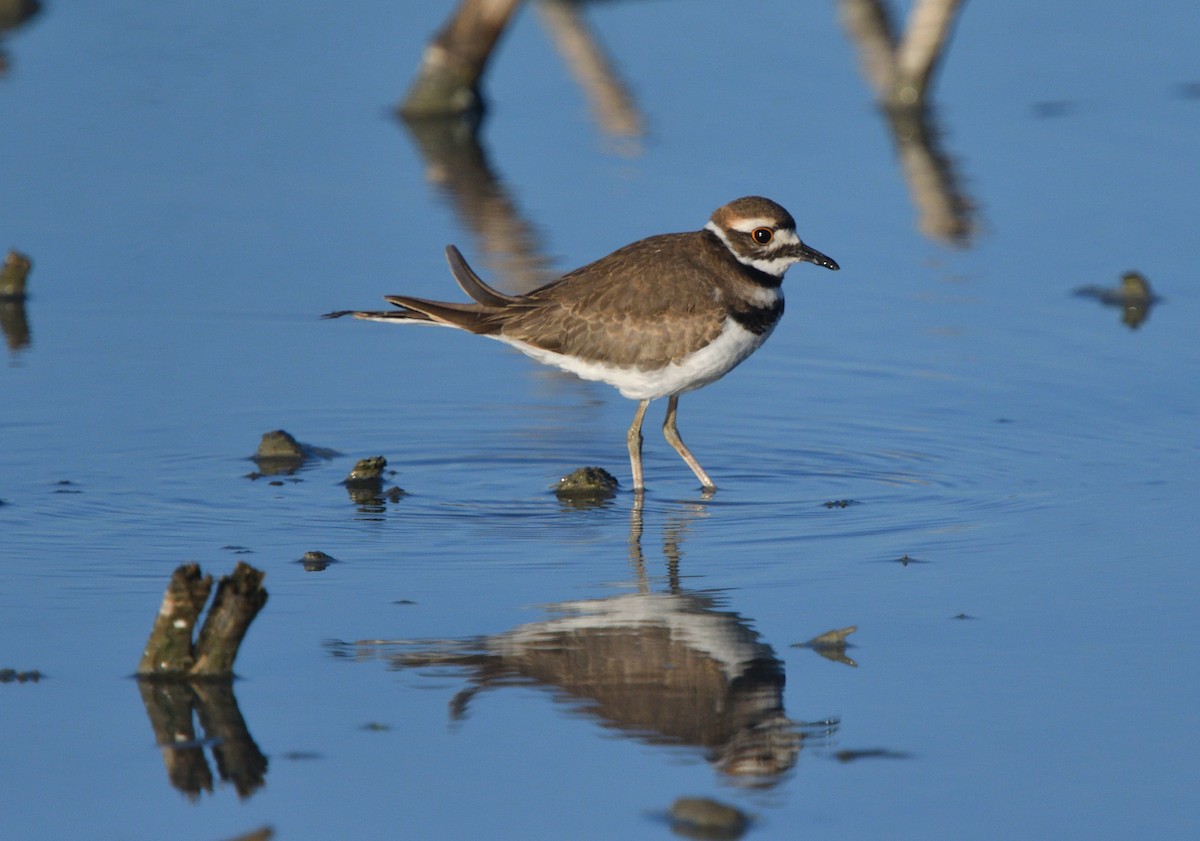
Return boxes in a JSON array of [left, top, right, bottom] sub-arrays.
[[726, 217, 777, 232]]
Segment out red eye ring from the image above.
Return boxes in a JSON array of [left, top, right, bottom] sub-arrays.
[[751, 227, 774, 244]]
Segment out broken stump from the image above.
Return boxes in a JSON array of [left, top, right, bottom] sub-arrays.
[[138, 562, 267, 678]]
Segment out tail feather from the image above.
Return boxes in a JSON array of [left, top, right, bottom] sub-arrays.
[[445, 245, 522, 307], [324, 247, 520, 333], [322, 308, 437, 325], [381, 295, 502, 334]]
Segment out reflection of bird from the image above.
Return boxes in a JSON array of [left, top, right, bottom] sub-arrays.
[[1073, 271, 1161, 329], [326, 197, 839, 490], [386, 592, 805, 787]]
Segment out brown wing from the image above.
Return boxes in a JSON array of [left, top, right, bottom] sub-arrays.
[[498, 232, 728, 369]]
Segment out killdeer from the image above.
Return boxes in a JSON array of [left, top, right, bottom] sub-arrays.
[[325, 196, 839, 491]]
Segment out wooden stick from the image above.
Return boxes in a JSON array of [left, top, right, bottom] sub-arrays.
[[137, 562, 267, 678], [191, 563, 268, 677], [137, 564, 213, 676], [399, 0, 522, 117]]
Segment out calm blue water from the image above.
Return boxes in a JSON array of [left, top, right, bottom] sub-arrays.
[[2, 2, 1199, 839]]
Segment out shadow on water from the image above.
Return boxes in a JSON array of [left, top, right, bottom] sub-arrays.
[[328, 500, 844, 789]]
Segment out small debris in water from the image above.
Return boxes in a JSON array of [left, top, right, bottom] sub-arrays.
[[1030, 100, 1076, 119], [792, 626, 858, 667], [218, 825, 274, 841], [823, 498, 859, 508], [1175, 81, 1200, 100], [1072, 270, 1161, 329], [555, 466, 619, 503], [833, 748, 912, 763], [0, 668, 43, 683], [667, 797, 750, 839], [298, 551, 337, 572]]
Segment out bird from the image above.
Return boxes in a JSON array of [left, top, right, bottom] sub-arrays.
[[324, 196, 839, 491]]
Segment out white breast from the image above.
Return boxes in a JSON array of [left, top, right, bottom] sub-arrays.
[[493, 316, 776, 400]]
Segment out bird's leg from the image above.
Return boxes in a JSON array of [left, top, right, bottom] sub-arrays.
[[662, 395, 717, 491], [626, 399, 651, 492]]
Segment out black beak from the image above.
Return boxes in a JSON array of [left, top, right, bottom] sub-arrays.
[[798, 242, 839, 271]]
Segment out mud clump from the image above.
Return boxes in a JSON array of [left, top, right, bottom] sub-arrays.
[[555, 466, 619, 504], [248, 430, 337, 478]]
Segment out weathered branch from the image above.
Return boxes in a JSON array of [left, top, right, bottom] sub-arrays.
[[191, 563, 268, 677], [138, 564, 213, 676], [137, 562, 266, 678], [399, 0, 522, 117]]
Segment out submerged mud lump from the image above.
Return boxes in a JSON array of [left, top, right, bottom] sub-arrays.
[[342, 456, 405, 504], [346, 456, 387, 481], [555, 466, 619, 501], [248, 429, 338, 478], [256, 429, 305, 460], [299, 551, 337, 572], [667, 797, 750, 839]]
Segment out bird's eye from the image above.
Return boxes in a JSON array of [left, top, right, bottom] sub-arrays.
[[752, 227, 774, 244]]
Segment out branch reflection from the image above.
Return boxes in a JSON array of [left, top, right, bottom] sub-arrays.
[[136, 677, 268, 801], [839, 0, 977, 245], [397, 1, 648, 295], [401, 114, 554, 295]]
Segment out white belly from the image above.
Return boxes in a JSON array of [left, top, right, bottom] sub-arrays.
[[493, 317, 774, 400]]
